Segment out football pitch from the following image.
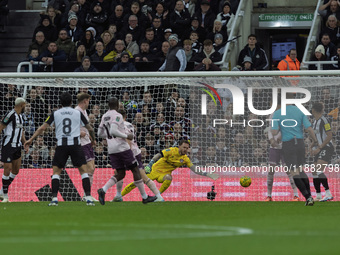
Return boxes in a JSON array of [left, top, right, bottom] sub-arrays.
[[0, 201, 338, 255]]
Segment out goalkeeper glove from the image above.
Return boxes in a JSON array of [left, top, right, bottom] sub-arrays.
[[144, 159, 155, 174]]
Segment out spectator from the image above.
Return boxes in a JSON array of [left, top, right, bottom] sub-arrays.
[[125, 33, 139, 56], [110, 51, 137, 72], [233, 56, 253, 71], [320, 87, 339, 114], [100, 30, 115, 53], [330, 43, 340, 69], [159, 34, 187, 71], [23, 148, 48, 169], [169, 0, 191, 41], [48, 0, 70, 14], [108, 24, 118, 39], [213, 33, 226, 55], [149, 2, 169, 29], [319, 0, 340, 23], [170, 106, 192, 134], [123, 1, 149, 31], [183, 39, 196, 62], [216, 1, 235, 35], [22, 102, 35, 140], [309, 45, 329, 70], [237, 34, 269, 70], [90, 41, 106, 61], [69, 42, 87, 62], [192, 39, 222, 71], [27, 31, 49, 58], [215, 139, 228, 166], [143, 27, 162, 53], [56, 28, 75, 60], [0, 84, 21, 116], [26, 49, 40, 72], [0, 0, 8, 32], [85, 2, 108, 38], [320, 33, 337, 59], [134, 41, 156, 63], [320, 14, 340, 45], [190, 31, 203, 53], [250, 147, 267, 166], [150, 113, 171, 133], [104, 39, 133, 62], [277, 48, 300, 71], [163, 28, 172, 41], [78, 29, 95, 56], [45, 6, 62, 31], [194, 0, 216, 34], [61, 1, 81, 28], [154, 40, 169, 68], [224, 146, 243, 167], [74, 56, 98, 72], [151, 17, 164, 42], [108, 5, 125, 33], [121, 90, 138, 120], [232, 132, 253, 165], [119, 14, 143, 42], [166, 88, 179, 114], [183, 0, 196, 17], [134, 112, 150, 145], [37, 41, 67, 70], [207, 19, 228, 43], [65, 14, 84, 43], [27, 88, 49, 128], [185, 16, 206, 43], [32, 14, 58, 43]]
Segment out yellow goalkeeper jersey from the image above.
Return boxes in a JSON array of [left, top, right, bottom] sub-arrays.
[[152, 147, 193, 174]]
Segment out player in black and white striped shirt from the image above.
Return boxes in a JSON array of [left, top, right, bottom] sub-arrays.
[[0, 98, 27, 203], [25, 92, 96, 206], [310, 102, 334, 202]]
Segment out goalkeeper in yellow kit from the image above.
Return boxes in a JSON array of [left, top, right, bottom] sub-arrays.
[[121, 140, 219, 201]]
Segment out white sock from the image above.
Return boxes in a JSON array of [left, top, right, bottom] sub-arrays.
[[9, 172, 16, 179], [52, 197, 58, 201], [145, 178, 159, 196], [134, 179, 147, 199], [103, 176, 117, 193], [116, 180, 123, 196], [325, 189, 332, 197], [316, 192, 322, 198]]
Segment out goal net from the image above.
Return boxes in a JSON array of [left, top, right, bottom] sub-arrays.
[[0, 71, 339, 202]]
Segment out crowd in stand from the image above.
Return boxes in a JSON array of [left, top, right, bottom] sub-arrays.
[[24, 0, 240, 72]]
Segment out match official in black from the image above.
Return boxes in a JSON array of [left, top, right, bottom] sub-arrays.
[[271, 93, 318, 206]]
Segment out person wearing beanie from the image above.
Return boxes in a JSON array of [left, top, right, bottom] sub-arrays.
[[159, 33, 187, 71], [66, 12, 84, 42], [309, 44, 330, 70], [213, 33, 227, 55], [277, 48, 300, 71], [74, 55, 98, 72]]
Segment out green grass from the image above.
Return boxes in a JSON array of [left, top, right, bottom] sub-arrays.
[[0, 201, 339, 255]]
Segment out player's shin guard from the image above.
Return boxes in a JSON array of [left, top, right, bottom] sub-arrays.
[[134, 179, 147, 199], [159, 180, 172, 194], [312, 175, 321, 193], [51, 175, 60, 198], [121, 182, 136, 196], [2, 175, 10, 194], [145, 178, 160, 195], [293, 175, 310, 199], [318, 173, 330, 190], [81, 173, 91, 197]]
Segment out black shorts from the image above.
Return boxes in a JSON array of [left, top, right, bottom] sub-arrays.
[[53, 145, 86, 168], [314, 145, 334, 163], [1, 144, 22, 163], [282, 138, 305, 170]]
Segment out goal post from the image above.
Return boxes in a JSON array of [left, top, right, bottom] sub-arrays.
[[0, 70, 339, 202]]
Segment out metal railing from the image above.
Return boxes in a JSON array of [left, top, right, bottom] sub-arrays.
[[17, 61, 46, 72], [215, 0, 246, 68]]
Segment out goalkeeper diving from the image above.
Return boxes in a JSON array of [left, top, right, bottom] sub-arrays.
[[121, 139, 219, 201]]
